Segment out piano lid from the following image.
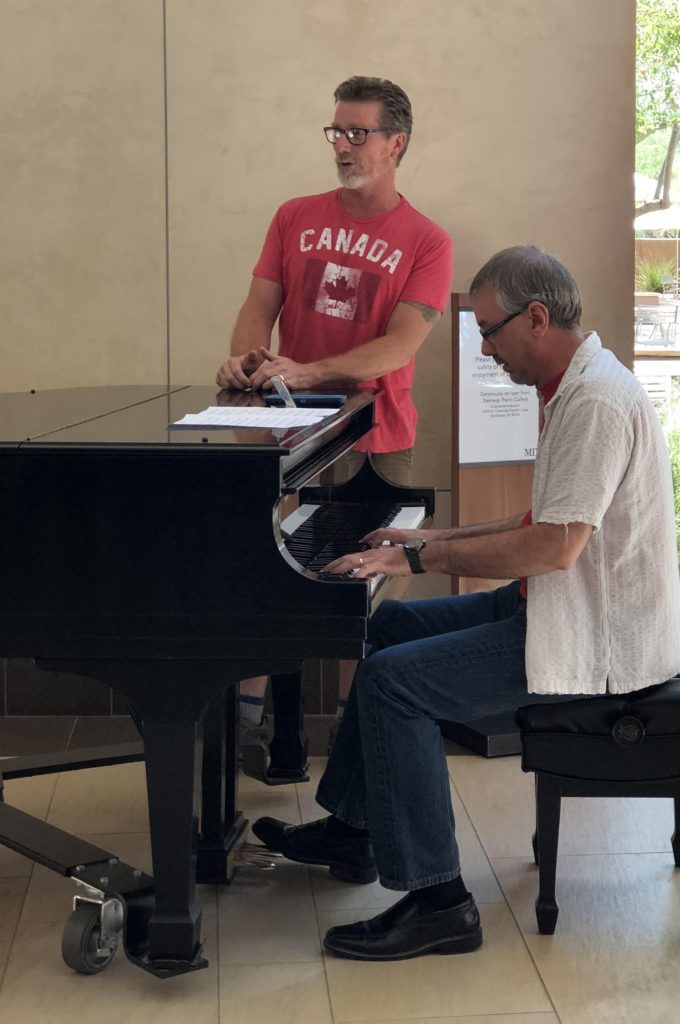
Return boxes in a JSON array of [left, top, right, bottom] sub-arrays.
[[6, 386, 376, 459], [0, 385, 189, 447]]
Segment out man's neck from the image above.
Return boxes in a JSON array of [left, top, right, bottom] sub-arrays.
[[536, 329, 586, 390], [339, 181, 402, 218]]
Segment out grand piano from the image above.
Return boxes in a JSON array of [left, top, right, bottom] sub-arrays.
[[0, 384, 434, 978]]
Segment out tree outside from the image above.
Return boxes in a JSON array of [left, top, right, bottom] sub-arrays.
[[636, 0, 680, 216]]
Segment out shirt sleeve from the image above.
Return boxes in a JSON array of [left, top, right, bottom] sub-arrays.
[[535, 390, 634, 530], [398, 230, 453, 314], [252, 207, 285, 285]]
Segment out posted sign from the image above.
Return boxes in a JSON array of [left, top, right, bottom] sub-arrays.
[[459, 310, 538, 465]]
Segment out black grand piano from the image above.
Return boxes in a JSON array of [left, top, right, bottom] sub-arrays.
[[0, 385, 434, 978]]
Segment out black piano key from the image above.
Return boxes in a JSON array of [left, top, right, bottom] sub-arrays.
[[285, 502, 401, 571]]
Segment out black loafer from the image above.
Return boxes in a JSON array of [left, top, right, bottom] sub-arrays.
[[323, 892, 482, 961], [251, 816, 378, 884]]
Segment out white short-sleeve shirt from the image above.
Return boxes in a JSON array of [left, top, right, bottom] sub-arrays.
[[526, 332, 680, 694]]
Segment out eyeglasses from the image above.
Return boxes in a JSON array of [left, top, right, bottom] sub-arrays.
[[323, 126, 385, 145], [479, 306, 528, 341]]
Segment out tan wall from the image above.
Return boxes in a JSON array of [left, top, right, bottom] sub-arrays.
[[2, 0, 635, 497]]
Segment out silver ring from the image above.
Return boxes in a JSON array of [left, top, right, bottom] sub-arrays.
[[279, 374, 285, 383], [359, 556, 364, 566]]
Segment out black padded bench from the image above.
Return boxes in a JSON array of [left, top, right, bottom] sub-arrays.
[[516, 676, 680, 933]]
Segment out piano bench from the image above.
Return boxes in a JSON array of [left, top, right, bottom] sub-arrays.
[[516, 676, 680, 934]]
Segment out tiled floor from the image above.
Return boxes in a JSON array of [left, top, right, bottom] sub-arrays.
[[1, 718, 680, 1022]]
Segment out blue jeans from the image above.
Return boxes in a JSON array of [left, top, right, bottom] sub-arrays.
[[316, 581, 564, 891]]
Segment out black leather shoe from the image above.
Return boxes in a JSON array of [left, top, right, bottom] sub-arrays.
[[323, 892, 482, 961], [251, 816, 378, 884]]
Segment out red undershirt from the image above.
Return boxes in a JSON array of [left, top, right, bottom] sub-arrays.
[[518, 371, 565, 599]]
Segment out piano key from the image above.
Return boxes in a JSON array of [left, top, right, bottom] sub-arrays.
[[281, 501, 428, 592]]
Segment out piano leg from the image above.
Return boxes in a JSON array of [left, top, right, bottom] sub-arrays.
[[139, 714, 207, 970], [268, 671, 310, 784], [197, 687, 247, 882]]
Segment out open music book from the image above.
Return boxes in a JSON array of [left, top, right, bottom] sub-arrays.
[[170, 406, 339, 428]]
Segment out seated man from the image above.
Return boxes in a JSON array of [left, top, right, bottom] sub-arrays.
[[252, 245, 680, 961]]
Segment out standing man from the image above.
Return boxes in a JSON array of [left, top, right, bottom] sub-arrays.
[[216, 76, 453, 759], [252, 246, 680, 960]]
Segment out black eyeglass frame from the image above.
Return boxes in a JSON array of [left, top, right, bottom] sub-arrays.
[[323, 126, 385, 145], [479, 305, 529, 341]]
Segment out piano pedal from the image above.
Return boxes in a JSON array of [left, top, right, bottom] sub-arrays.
[[235, 842, 282, 871]]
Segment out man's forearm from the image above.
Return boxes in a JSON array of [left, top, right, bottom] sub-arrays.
[[419, 521, 590, 579], [309, 334, 416, 384], [230, 307, 275, 357], [436, 513, 526, 541]]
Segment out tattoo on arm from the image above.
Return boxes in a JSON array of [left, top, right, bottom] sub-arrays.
[[400, 301, 441, 325]]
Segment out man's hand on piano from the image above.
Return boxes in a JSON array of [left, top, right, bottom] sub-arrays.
[[248, 348, 317, 391], [322, 544, 411, 579], [216, 349, 263, 390], [362, 527, 429, 548]]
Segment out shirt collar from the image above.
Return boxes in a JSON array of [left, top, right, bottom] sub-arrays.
[[548, 331, 601, 406]]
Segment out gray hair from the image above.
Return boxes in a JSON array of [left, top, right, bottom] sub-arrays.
[[469, 246, 582, 331], [334, 76, 412, 164]]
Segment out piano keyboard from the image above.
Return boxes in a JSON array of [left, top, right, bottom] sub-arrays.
[[281, 501, 427, 588]]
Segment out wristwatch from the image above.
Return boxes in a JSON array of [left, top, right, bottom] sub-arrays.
[[403, 539, 427, 574]]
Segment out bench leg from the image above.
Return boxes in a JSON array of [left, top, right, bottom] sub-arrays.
[[531, 777, 539, 865], [534, 772, 562, 934], [672, 799, 680, 867]]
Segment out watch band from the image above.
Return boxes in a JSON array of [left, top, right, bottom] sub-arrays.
[[404, 540, 427, 574]]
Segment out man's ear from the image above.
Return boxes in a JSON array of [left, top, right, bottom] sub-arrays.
[[390, 132, 407, 161], [529, 300, 550, 334]]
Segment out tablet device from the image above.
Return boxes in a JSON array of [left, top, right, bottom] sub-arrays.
[[265, 394, 346, 408]]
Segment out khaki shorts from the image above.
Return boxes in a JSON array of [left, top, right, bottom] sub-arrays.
[[328, 447, 414, 487]]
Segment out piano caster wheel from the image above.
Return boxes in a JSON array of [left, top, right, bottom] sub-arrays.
[[61, 899, 122, 975]]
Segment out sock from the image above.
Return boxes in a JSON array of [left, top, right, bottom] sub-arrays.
[[239, 695, 265, 725], [335, 698, 347, 721], [326, 815, 369, 839], [413, 875, 469, 912]]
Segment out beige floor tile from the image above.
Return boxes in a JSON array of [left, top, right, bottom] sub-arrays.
[[0, 877, 29, 971], [0, 911, 219, 1023], [1, 774, 58, 818], [494, 853, 680, 1024], [451, 753, 677, 858], [47, 763, 149, 834], [219, 963, 332, 1024], [353, 1017, 558, 1024], [218, 860, 322, 964], [320, 902, 552, 1021], [0, 775, 59, 879]]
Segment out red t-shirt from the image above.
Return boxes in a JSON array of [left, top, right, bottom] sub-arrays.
[[252, 189, 453, 453], [519, 371, 564, 598]]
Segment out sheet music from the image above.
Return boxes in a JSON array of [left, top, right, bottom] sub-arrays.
[[170, 406, 339, 428]]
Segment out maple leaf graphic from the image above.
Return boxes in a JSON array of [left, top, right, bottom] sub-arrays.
[[324, 276, 357, 302]]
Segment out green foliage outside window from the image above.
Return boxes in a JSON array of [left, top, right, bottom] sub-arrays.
[[654, 377, 680, 569], [635, 256, 677, 292]]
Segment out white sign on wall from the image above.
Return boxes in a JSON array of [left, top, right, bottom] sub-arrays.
[[459, 309, 539, 465]]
